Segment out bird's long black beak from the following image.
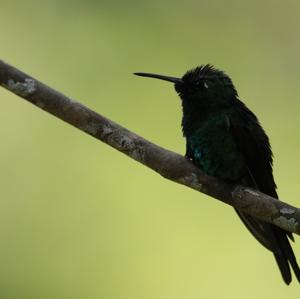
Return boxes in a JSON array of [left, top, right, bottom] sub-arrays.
[[134, 72, 182, 84]]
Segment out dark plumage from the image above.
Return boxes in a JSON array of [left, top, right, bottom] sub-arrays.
[[134, 65, 300, 284]]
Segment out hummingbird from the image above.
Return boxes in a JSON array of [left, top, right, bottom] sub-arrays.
[[134, 65, 300, 284]]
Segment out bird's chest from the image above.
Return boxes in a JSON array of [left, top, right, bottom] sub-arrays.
[[187, 118, 246, 180]]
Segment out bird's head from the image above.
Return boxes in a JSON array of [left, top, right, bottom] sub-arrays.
[[134, 64, 238, 110]]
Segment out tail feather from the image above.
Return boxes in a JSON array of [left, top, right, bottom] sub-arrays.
[[273, 251, 291, 285], [274, 228, 300, 283], [236, 210, 300, 284], [237, 169, 300, 284]]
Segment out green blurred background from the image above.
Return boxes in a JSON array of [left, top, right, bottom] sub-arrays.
[[1, 0, 300, 298]]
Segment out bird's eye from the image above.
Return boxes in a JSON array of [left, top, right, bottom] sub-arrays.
[[195, 80, 208, 89]]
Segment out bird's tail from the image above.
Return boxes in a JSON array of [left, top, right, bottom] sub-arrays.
[[236, 209, 300, 284], [273, 227, 300, 284]]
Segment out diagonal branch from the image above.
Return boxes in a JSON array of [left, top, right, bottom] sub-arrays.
[[0, 59, 299, 235]]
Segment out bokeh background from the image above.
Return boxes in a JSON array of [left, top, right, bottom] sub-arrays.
[[1, 0, 300, 298]]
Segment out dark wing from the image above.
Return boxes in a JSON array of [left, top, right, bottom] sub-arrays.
[[230, 100, 300, 284], [230, 102, 277, 198]]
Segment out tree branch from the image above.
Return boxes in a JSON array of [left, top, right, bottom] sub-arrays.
[[0, 59, 299, 235]]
